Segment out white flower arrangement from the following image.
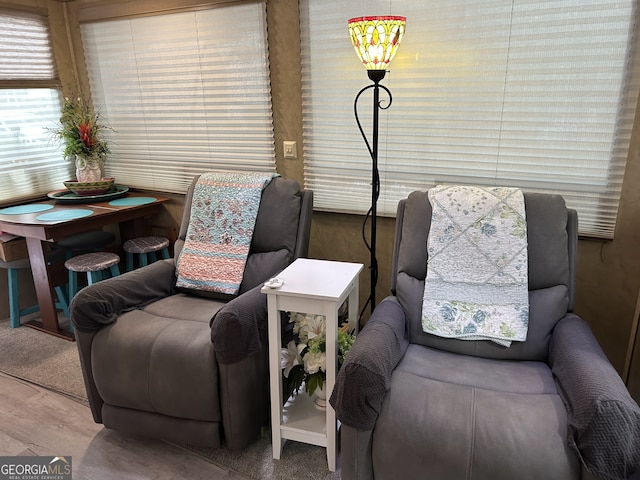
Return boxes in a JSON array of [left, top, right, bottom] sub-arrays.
[[280, 312, 355, 400]]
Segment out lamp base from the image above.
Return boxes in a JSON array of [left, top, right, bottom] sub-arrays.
[[367, 70, 387, 84]]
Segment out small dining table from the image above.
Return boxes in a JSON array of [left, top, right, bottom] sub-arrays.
[[0, 192, 169, 340]]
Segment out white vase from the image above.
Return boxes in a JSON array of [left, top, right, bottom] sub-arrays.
[[314, 383, 327, 409], [75, 155, 102, 183]]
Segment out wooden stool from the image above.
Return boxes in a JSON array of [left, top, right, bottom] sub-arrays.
[[1, 257, 70, 328], [65, 252, 121, 303], [123, 236, 170, 271]]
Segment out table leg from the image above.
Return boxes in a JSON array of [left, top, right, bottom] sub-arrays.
[[348, 279, 360, 333], [267, 295, 284, 460], [326, 302, 338, 472], [23, 237, 74, 341], [119, 218, 145, 242]]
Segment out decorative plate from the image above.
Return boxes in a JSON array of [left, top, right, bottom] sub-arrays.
[[48, 185, 129, 204]]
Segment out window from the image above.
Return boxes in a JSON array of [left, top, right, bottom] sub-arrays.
[[300, 0, 640, 238], [80, 2, 275, 194], [0, 10, 68, 204]]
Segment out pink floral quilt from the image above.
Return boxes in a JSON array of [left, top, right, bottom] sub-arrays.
[[176, 171, 276, 295]]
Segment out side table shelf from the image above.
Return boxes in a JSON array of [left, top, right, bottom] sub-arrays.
[[262, 258, 363, 472], [281, 391, 327, 446]]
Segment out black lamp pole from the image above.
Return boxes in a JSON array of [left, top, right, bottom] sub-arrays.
[[354, 69, 392, 315]]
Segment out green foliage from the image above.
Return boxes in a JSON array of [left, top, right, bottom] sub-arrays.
[[48, 96, 111, 160], [338, 328, 355, 356], [304, 372, 324, 396], [282, 364, 305, 404]]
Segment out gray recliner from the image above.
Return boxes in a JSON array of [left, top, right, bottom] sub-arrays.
[[70, 175, 313, 450], [331, 190, 640, 480]]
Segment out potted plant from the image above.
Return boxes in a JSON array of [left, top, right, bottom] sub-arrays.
[[280, 311, 355, 407], [50, 96, 111, 183]]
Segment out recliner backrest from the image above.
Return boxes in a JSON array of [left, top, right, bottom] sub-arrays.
[[391, 190, 577, 361], [175, 174, 312, 297]]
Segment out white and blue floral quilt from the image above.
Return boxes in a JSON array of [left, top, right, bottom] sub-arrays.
[[421, 185, 529, 347]]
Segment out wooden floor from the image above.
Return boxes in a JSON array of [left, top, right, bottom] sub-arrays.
[[0, 372, 251, 479]]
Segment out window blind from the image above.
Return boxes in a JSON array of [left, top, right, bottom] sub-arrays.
[[300, 0, 640, 238], [81, 2, 275, 194], [0, 11, 68, 205], [0, 10, 57, 80]]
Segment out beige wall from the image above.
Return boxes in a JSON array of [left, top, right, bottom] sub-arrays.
[[2, 0, 640, 378]]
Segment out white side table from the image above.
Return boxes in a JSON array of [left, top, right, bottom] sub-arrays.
[[262, 258, 363, 471]]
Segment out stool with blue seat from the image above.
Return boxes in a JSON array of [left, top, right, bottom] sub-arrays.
[[1, 255, 70, 328], [57, 230, 116, 308], [123, 236, 170, 271], [64, 252, 121, 301]]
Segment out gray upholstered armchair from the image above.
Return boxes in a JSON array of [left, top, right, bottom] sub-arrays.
[[70, 175, 312, 451], [331, 190, 640, 480]]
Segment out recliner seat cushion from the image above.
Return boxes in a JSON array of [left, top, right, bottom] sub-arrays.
[[92, 309, 220, 422], [141, 293, 225, 322], [372, 344, 580, 480]]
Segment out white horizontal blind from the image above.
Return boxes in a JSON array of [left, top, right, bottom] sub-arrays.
[[0, 11, 69, 205], [81, 2, 275, 193], [300, 0, 640, 238], [0, 11, 57, 80]]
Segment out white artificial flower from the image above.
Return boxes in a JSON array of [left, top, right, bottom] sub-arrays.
[[281, 340, 304, 378], [305, 315, 326, 341], [291, 312, 308, 336], [295, 314, 325, 343], [291, 312, 307, 323], [303, 350, 326, 375]]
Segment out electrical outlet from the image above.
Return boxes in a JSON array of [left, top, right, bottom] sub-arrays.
[[283, 141, 297, 159]]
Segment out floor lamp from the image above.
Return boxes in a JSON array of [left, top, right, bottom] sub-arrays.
[[348, 16, 406, 314]]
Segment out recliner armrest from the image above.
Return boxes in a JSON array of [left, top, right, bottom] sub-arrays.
[[210, 283, 268, 365], [70, 259, 176, 333], [549, 313, 640, 479], [330, 297, 409, 430]]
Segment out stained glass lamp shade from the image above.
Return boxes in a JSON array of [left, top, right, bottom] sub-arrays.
[[348, 16, 406, 71]]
